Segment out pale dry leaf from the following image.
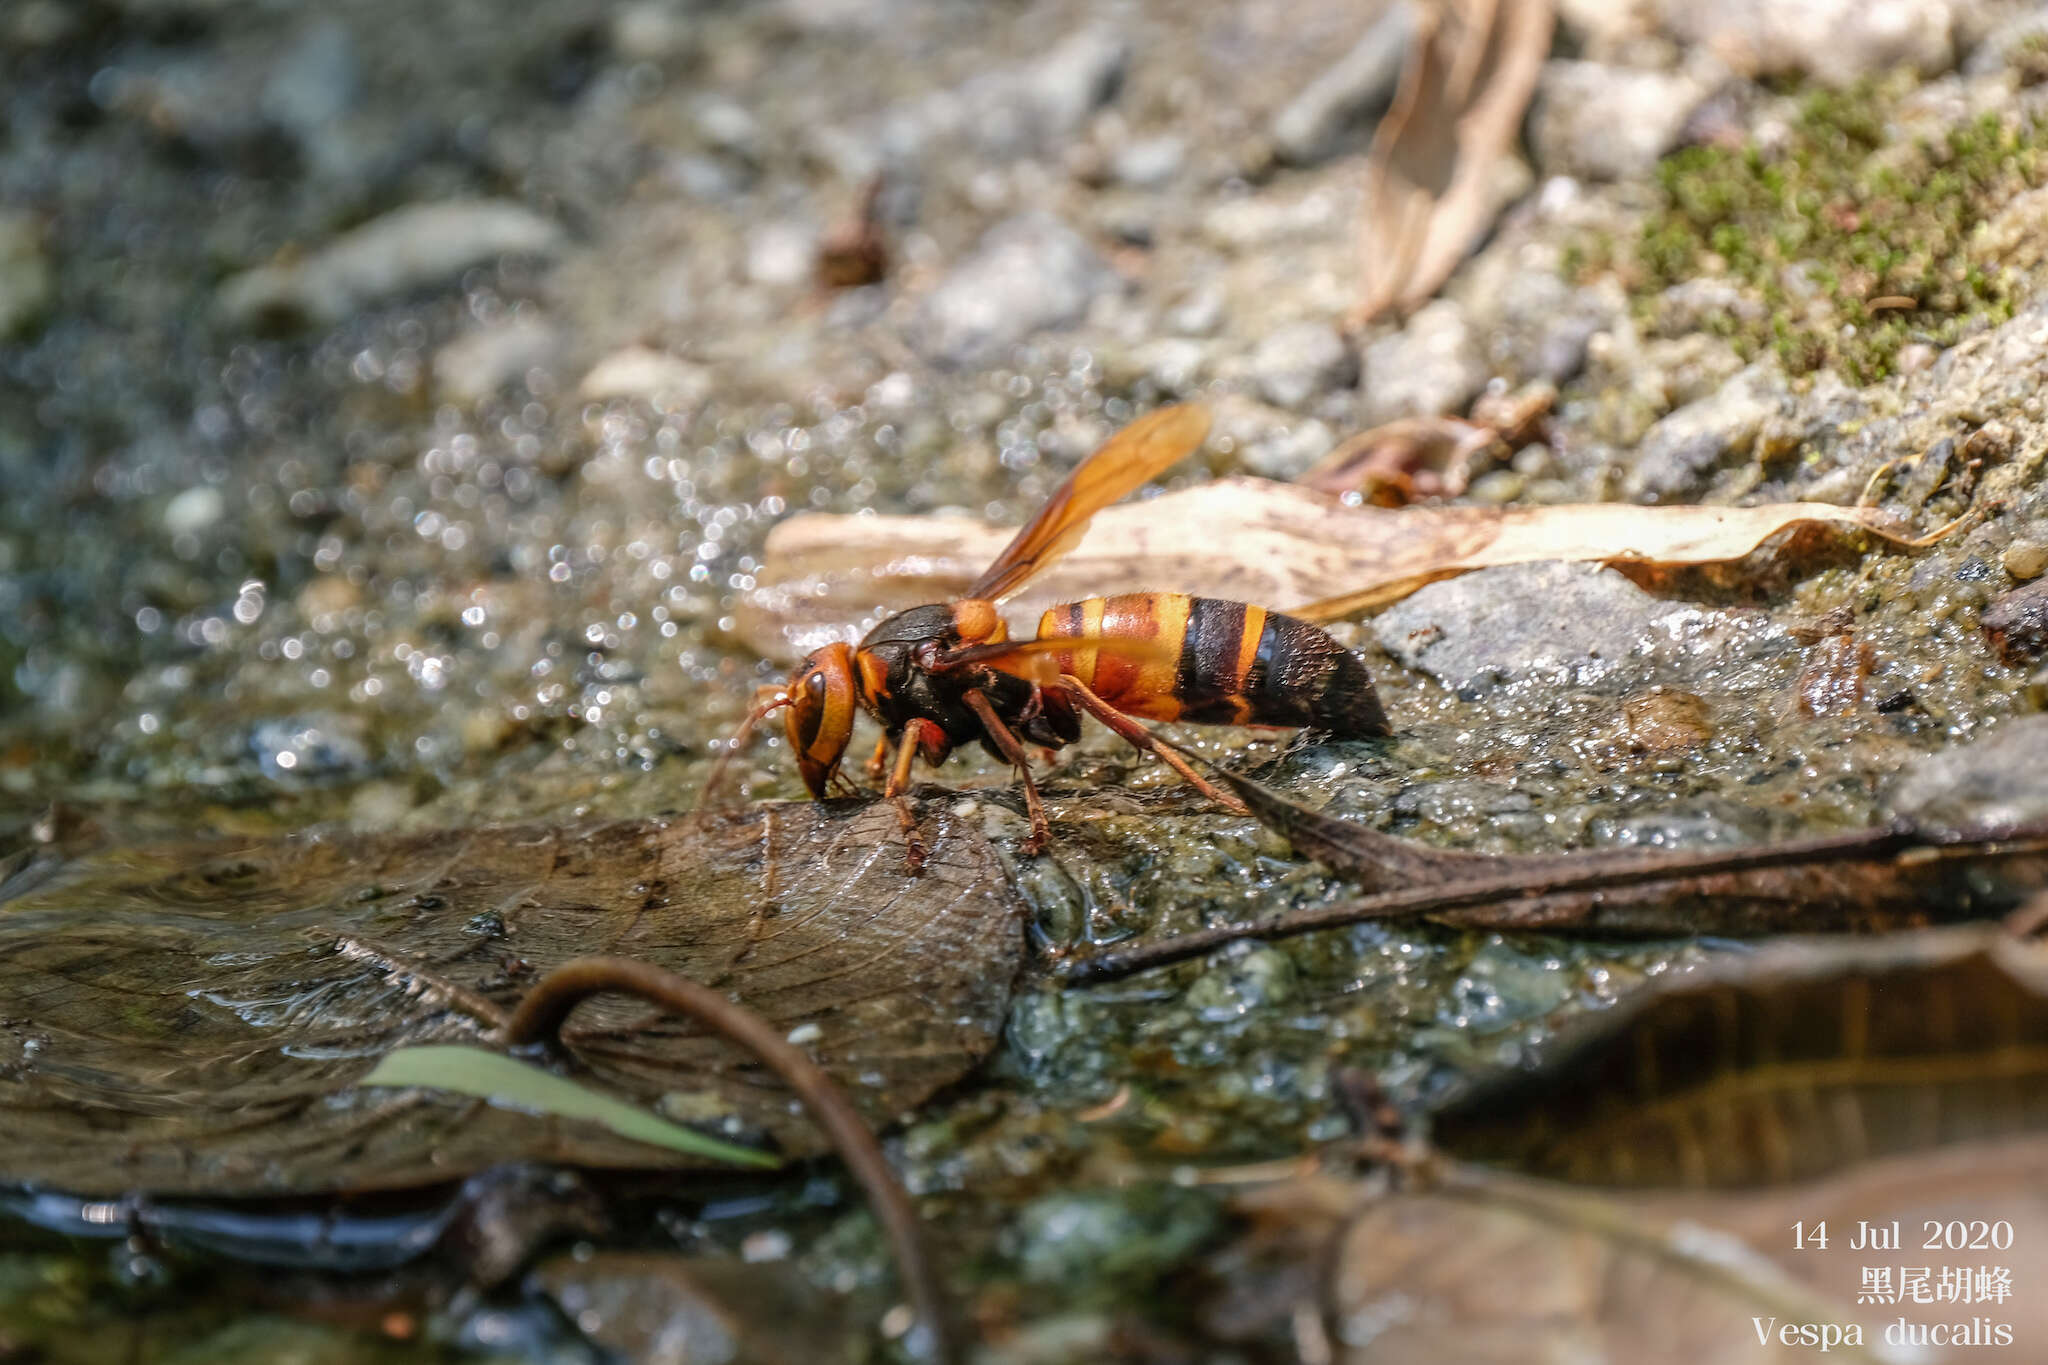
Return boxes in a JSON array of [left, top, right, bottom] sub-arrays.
[[738, 477, 1936, 662]]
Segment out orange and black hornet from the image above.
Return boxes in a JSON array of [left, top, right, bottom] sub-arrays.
[[733, 403, 1389, 863]]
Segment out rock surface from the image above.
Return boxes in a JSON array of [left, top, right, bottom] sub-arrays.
[[1888, 714, 2048, 827], [1267, 3, 1414, 164], [1623, 362, 1791, 502], [1360, 301, 1490, 425], [1372, 561, 1785, 696], [1661, 0, 1957, 86], [1250, 320, 1357, 411], [218, 201, 566, 330], [1532, 61, 1707, 181], [912, 212, 1117, 368]]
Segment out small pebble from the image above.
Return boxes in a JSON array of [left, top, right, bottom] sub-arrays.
[[1622, 689, 1712, 751], [2005, 540, 2048, 581]]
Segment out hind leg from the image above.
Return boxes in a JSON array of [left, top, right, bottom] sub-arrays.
[[1055, 674, 1250, 815]]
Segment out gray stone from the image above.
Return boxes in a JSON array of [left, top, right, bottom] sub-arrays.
[[1131, 338, 1209, 395], [578, 346, 713, 408], [610, 1, 696, 61], [1964, 9, 2048, 77], [1240, 418, 1336, 479], [1471, 266, 1618, 385], [1887, 715, 2048, 828], [1250, 321, 1358, 410], [1531, 61, 1706, 181], [1269, 3, 1415, 164], [1623, 362, 1790, 502], [217, 201, 566, 330], [1651, 277, 1767, 337], [1164, 284, 1226, 337], [1008, 27, 1129, 151], [745, 220, 817, 287], [1200, 189, 1343, 251], [0, 212, 51, 339], [162, 485, 226, 539], [823, 26, 1127, 177], [1371, 563, 1789, 697], [1359, 301, 1489, 425], [912, 213, 1116, 369], [1110, 134, 1186, 188], [1374, 563, 1675, 696], [261, 21, 361, 153], [1661, 0, 1956, 87], [692, 96, 764, 162], [432, 318, 562, 405]]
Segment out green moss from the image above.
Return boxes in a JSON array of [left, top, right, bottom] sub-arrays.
[[1635, 82, 2048, 384]]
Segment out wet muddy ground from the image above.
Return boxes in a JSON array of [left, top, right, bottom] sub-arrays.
[[5, 0, 2048, 1360]]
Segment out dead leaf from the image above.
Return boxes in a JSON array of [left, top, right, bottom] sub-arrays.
[[0, 797, 1022, 1195], [1352, 0, 1555, 324], [1252, 1154, 2043, 1363], [1295, 416, 1501, 504], [1211, 929, 2048, 1361], [1433, 928, 2048, 1187], [1298, 385, 1553, 504], [739, 477, 1939, 663]]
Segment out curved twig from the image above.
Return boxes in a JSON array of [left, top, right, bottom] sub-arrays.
[[501, 956, 955, 1365]]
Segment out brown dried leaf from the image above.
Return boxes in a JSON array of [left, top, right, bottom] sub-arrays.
[[1218, 931, 2048, 1361], [1282, 1153, 2044, 1363], [739, 477, 1931, 662], [0, 797, 1021, 1195], [1352, 0, 1555, 324], [1432, 928, 2048, 1188]]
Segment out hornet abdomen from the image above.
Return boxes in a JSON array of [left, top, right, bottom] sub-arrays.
[[1034, 593, 1390, 737]]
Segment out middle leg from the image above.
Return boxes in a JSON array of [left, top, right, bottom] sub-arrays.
[[961, 688, 1052, 854]]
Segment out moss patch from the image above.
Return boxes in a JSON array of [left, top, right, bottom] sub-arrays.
[[1635, 82, 2048, 383]]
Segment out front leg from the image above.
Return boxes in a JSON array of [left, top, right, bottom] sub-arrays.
[[961, 689, 1052, 855], [883, 718, 948, 874]]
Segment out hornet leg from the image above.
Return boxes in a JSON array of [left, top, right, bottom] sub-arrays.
[[882, 718, 947, 874], [962, 689, 1052, 855], [1055, 673, 1251, 816]]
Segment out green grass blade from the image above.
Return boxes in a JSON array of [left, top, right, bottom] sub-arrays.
[[360, 1045, 781, 1169]]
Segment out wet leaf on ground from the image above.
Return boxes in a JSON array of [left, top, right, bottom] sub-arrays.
[[0, 797, 1022, 1195]]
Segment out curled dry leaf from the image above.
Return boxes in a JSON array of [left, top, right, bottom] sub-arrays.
[[0, 797, 1022, 1196], [1351, 0, 1555, 324], [1297, 384, 1553, 504], [740, 476, 1947, 663]]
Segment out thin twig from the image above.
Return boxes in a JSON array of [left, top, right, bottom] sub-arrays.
[[500, 956, 955, 1365], [1061, 825, 1933, 984]]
